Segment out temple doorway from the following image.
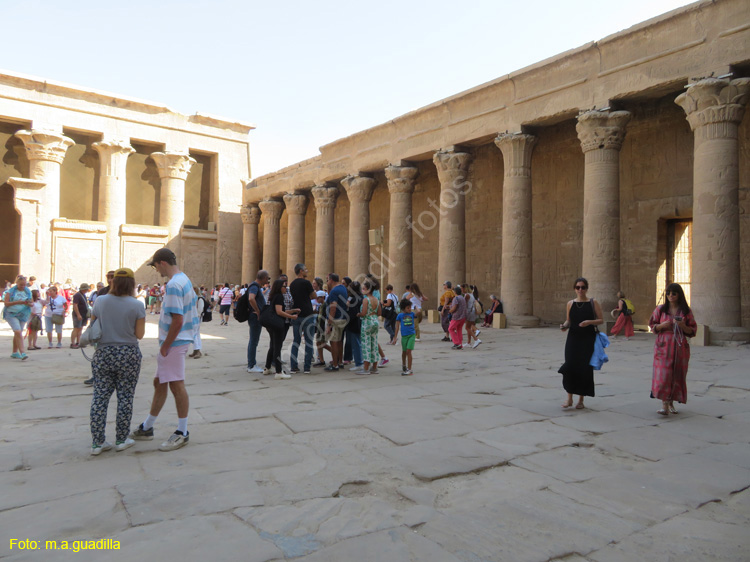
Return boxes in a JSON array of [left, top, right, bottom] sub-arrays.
[[666, 218, 692, 305], [0, 183, 21, 285]]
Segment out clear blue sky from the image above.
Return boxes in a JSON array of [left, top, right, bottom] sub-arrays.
[[3, 0, 693, 178]]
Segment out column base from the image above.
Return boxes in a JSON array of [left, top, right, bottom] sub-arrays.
[[707, 326, 750, 347], [506, 315, 540, 328]]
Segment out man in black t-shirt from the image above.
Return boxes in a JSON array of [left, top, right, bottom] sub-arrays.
[[288, 263, 316, 374]]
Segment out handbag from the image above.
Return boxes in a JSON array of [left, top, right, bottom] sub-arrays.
[[29, 316, 42, 331], [79, 317, 102, 348], [52, 314, 65, 326], [259, 304, 284, 330]]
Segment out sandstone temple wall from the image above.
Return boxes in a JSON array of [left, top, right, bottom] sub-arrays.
[[242, 0, 750, 343], [0, 71, 252, 288]]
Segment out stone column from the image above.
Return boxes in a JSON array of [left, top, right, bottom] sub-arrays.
[[14, 130, 74, 272], [258, 199, 284, 278], [151, 151, 195, 259], [342, 175, 376, 279], [676, 77, 750, 342], [241, 204, 261, 282], [283, 192, 309, 275], [385, 165, 418, 294], [311, 186, 339, 278], [433, 149, 472, 297], [494, 133, 539, 327], [93, 140, 134, 271], [576, 110, 631, 313]]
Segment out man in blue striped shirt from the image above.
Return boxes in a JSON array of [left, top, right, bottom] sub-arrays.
[[130, 247, 197, 451]]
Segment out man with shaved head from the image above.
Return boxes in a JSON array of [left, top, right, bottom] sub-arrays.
[[246, 270, 270, 373]]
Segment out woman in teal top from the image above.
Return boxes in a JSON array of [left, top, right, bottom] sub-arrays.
[[3, 275, 32, 360]]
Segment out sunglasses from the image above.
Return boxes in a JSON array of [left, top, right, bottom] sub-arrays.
[[666, 291, 680, 296], [575, 286, 587, 290]]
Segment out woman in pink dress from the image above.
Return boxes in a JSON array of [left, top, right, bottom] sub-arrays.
[[648, 283, 696, 416]]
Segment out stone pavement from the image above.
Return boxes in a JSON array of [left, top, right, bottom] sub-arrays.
[[0, 317, 749, 561]]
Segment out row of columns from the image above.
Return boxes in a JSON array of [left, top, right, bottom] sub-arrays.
[[243, 77, 749, 335], [10, 130, 195, 274]]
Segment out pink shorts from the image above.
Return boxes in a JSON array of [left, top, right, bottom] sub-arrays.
[[155, 344, 189, 383]]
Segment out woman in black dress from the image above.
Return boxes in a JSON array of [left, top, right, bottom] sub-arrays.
[[558, 277, 603, 409]]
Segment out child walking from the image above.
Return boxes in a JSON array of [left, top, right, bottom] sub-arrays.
[[27, 289, 43, 350], [394, 299, 416, 375]]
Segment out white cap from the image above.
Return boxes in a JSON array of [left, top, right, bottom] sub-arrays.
[[316, 290, 326, 298]]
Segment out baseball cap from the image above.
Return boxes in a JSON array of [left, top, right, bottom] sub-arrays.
[[147, 248, 177, 267], [114, 268, 135, 279], [316, 290, 326, 298]]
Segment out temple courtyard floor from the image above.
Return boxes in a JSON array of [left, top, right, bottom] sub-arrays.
[[0, 316, 749, 561]]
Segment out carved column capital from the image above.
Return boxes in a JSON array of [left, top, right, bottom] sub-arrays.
[[15, 130, 74, 164], [241, 204, 261, 225], [675, 77, 750, 134], [258, 199, 284, 221], [494, 133, 538, 177], [385, 165, 418, 193], [341, 175, 376, 202], [282, 193, 309, 215], [151, 151, 196, 180], [576, 110, 631, 153], [92, 139, 134, 176], [433, 149, 473, 181], [311, 185, 339, 209]]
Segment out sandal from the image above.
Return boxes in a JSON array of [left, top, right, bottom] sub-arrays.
[[575, 403, 585, 409], [669, 403, 679, 415], [562, 401, 573, 409], [657, 408, 669, 416]]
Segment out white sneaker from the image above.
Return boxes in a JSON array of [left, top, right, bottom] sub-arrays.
[[275, 372, 291, 380], [91, 442, 113, 456], [475, 329, 481, 337], [115, 438, 135, 452], [415, 338, 421, 343], [159, 430, 189, 451], [247, 366, 264, 373], [349, 365, 363, 371], [262, 368, 274, 376], [472, 339, 482, 349]]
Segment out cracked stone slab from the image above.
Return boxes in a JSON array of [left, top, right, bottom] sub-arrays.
[[594, 425, 713, 461], [656, 413, 750, 444], [588, 515, 750, 562], [693, 443, 750, 470], [470, 420, 592, 457], [0, 489, 129, 546], [110, 514, 281, 561], [136, 437, 305, 478], [275, 406, 378, 433], [366, 417, 476, 445], [236, 497, 408, 556], [448, 404, 545, 430], [195, 398, 296, 423], [378, 436, 510, 481], [0, 454, 143, 511], [632, 454, 750, 498], [550, 409, 658, 433], [294, 527, 462, 562], [511, 445, 640, 483], [397, 486, 437, 506], [117, 470, 264, 525], [421, 488, 643, 562]]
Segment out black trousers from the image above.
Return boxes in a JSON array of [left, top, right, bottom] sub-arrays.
[[265, 325, 285, 372]]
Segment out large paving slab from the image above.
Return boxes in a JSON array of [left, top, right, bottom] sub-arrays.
[[1, 318, 749, 561]]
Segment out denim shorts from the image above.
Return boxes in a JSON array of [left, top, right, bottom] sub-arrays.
[[73, 316, 89, 329], [5, 315, 26, 332]]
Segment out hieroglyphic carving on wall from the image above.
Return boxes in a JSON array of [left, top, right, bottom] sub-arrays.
[[182, 235, 216, 288], [122, 239, 168, 285], [52, 236, 103, 284]]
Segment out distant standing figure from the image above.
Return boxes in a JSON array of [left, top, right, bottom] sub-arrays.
[[648, 283, 696, 416], [558, 278, 603, 410], [610, 291, 635, 340], [407, 283, 426, 342], [3, 275, 32, 360]]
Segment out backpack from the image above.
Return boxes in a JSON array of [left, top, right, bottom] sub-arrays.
[[199, 297, 212, 322], [234, 286, 251, 323], [622, 298, 635, 316], [473, 299, 482, 317]]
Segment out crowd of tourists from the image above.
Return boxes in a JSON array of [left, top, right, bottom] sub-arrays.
[[3, 259, 697, 455]]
